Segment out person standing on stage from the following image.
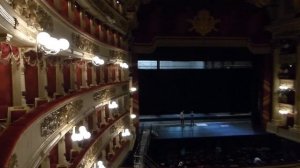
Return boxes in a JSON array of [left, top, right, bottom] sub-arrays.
[[180, 111, 184, 126], [190, 110, 195, 126]]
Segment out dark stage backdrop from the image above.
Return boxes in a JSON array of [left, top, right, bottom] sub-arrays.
[[139, 69, 256, 115]]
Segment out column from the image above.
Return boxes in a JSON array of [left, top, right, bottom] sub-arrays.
[[120, 67, 124, 82], [92, 110, 99, 132], [271, 44, 284, 126], [82, 61, 88, 88], [11, 49, 24, 106], [40, 155, 50, 168], [57, 137, 69, 166], [100, 107, 107, 126], [55, 60, 65, 96], [70, 62, 76, 91], [293, 40, 300, 130], [115, 135, 121, 148], [38, 58, 48, 98], [108, 140, 115, 155]]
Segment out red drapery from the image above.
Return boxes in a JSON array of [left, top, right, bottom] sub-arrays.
[[0, 62, 12, 108], [60, 0, 69, 18], [47, 63, 56, 98], [49, 144, 58, 168], [76, 62, 83, 89], [63, 64, 70, 93], [96, 67, 101, 84], [24, 58, 38, 105], [87, 64, 92, 86]]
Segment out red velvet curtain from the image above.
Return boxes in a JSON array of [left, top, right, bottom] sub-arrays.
[[60, 0, 69, 18], [47, 63, 56, 98], [112, 65, 116, 82], [84, 14, 91, 33], [95, 24, 100, 40], [65, 132, 72, 161], [104, 65, 108, 83], [102, 26, 107, 43], [49, 144, 58, 168], [24, 63, 38, 105], [73, 5, 81, 27], [0, 62, 12, 111], [63, 64, 70, 93], [76, 63, 82, 89], [87, 64, 92, 86]]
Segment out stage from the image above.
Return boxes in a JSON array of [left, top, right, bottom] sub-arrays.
[[139, 113, 266, 139]]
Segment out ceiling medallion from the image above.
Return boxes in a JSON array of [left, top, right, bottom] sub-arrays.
[[188, 10, 219, 36]]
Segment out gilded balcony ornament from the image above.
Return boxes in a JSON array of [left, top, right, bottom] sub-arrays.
[[9, 0, 53, 31], [71, 33, 99, 54], [8, 154, 18, 168], [40, 99, 83, 137], [93, 89, 110, 101], [78, 139, 102, 168], [188, 10, 219, 36]]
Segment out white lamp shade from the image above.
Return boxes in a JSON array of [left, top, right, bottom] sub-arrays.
[[37, 32, 50, 46], [58, 38, 70, 50], [79, 126, 87, 133]]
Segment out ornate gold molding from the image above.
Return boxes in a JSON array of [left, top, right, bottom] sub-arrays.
[[8, 0, 53, 31], [40, 99, 83, 137], [72, 33, 99, 54], [188, 10, 219, 36], [93, 89, 111, 101]]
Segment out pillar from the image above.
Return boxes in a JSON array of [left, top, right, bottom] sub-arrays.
[[108, 140, 115, 155], [40, 155, 50, 168], [120, 67, 124, 82], [38, 58, 48, 98], [82, 61, 88, 88], [100, 107, 107, 126], [58, 137, 69, 165]]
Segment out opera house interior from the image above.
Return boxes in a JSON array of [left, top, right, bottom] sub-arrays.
[[1, 0, 300, 168]]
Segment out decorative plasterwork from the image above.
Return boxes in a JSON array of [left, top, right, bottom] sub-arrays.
[[8, 0, 53, 31], [93, 89, 111, 101], [8, 154, 18, 168], [72, 33, 99, 54], [188, 10, 219, 36], [40, 99, 83, 137], [78, 139, 102, 168]]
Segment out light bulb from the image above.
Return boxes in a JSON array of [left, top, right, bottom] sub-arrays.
[[79, 126, 87, 133], [37, 32, 50, 46], [58, 38, 70, 50]]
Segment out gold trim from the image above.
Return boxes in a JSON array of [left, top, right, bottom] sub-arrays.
[[188, 10, 219, 36]]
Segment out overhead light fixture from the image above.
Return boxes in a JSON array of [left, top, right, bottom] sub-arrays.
[[37, 32, 69, 55], [279, 109, 290, 115], [92, 56, 105, 66]]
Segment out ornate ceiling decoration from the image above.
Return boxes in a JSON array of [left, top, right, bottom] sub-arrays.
[[188, 10, 219, 36]]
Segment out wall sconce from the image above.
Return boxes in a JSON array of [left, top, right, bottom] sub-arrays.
[[36, 32, 69, 55], [121, 128, 130, 137], [92, 56, 104, 66], [119, 62, 129, 69], [108, 101, 118, 109], [96, 161, 105, 168], [278, 109, 290, 115], [71, 125, 91, 141], [130, 87, 137, 92], [130, 114, 136, 119]]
